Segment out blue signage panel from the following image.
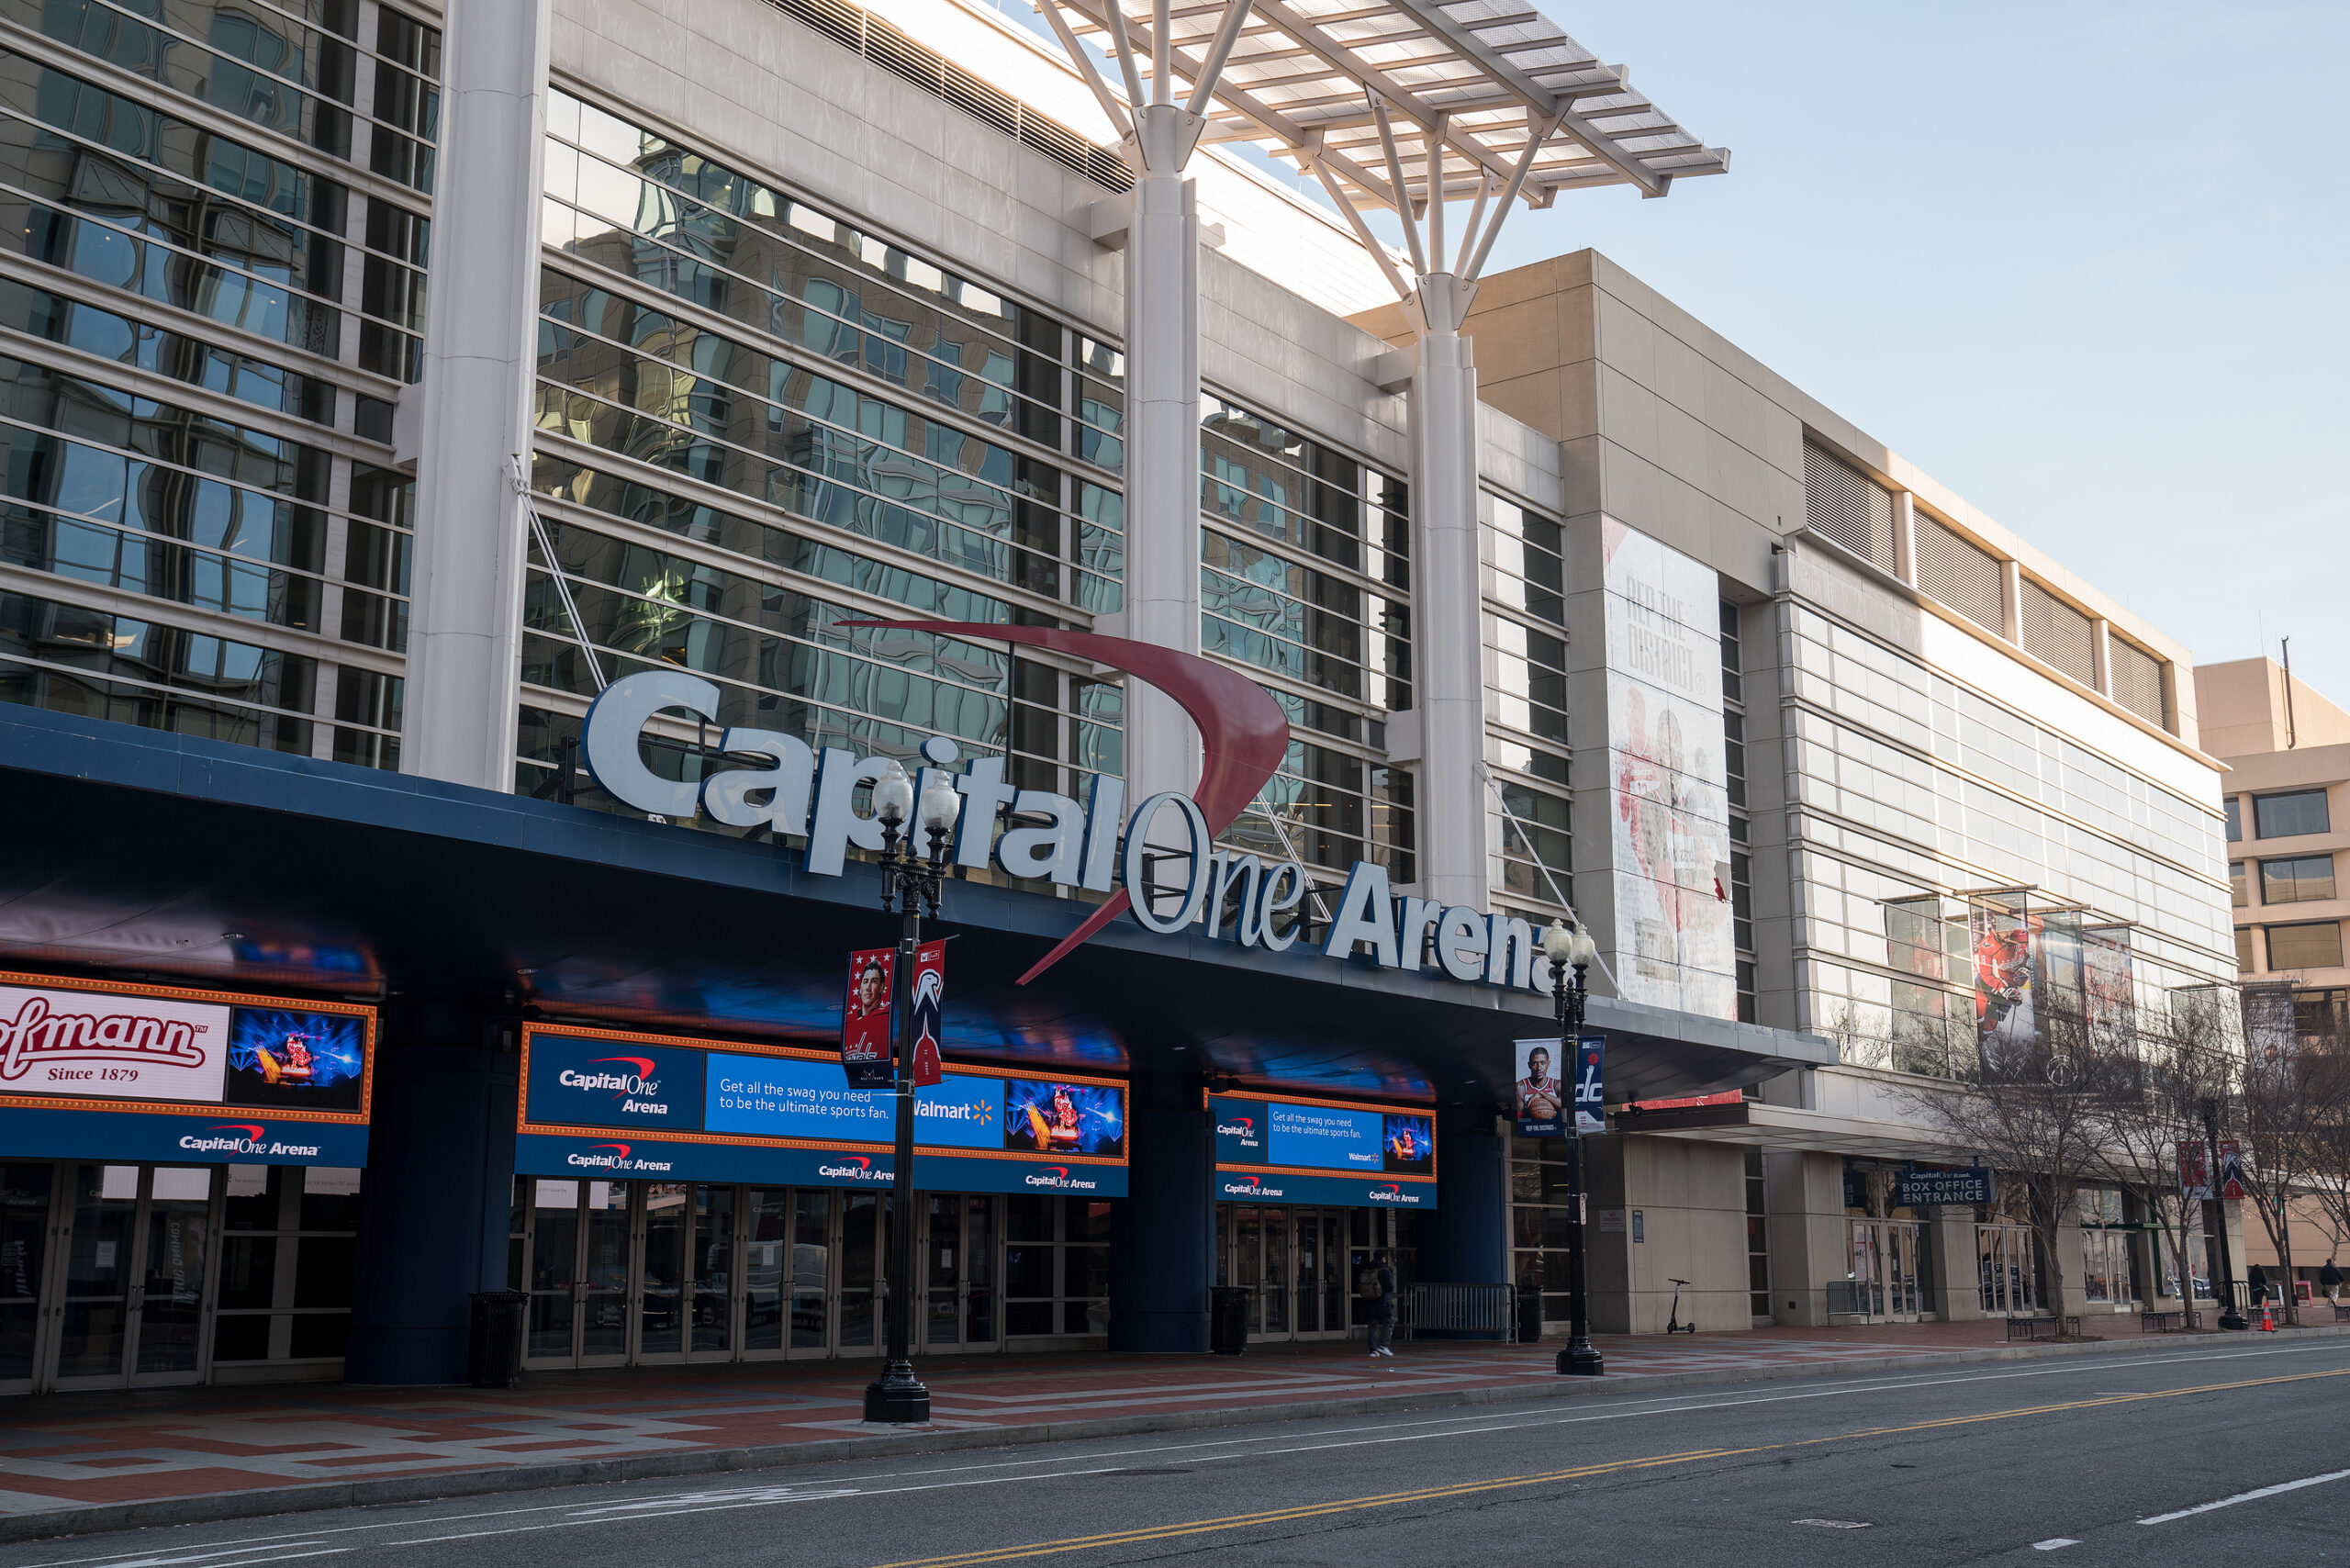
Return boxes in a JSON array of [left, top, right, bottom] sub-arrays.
[[1215, 1168, 1436, 1208], [1214, 1098, 1269, 1165], [525, 1035, 708, 1132], [0, 1105, 371, 1167], [510, 1133, 1126, 1196], [517, 1025, 1126, 1196], [1897, 1164, 1993, 1207], [1210, 1089, 1436, 1207], [1268, 1101, 1385, 1170]]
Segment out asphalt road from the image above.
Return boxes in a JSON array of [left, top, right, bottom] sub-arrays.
[[10, 1339, 2349, 1568]]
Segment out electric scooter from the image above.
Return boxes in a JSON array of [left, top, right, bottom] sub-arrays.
[[1664, 1277, 1697, 1334]]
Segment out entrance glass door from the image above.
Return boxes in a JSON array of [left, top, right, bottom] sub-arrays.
[[1850, 1219, 1924, 1323], [1220, 1205, 1350, 1342], [921, 1195, 1000, 1352], [1976, 1225, 2036, 1316], [52, 1165, 216, 1390], [0, 1163, 53, 1394], [525, 1179, 581, 1363], [635, 1183, 736, 1362], [54, 1165, 139, 1383], [523, 1178, 633, 1368], [2082, 1229, 2134, 1311], [133, 1168, 213, 1381]]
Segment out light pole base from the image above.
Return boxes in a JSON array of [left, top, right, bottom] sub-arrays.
[[1556, 1339, 1605, 1377], [2218, 1309, 2250, 1331], [863, 1360, 932, 1423]]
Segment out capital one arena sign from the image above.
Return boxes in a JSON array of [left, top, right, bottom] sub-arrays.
[[581, 624, 1552, 993]]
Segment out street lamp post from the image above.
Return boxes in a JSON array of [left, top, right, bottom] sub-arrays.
[[2202, 1097, 2248, 1332], [863, 760, 962, 1424], [1540, 919, 1604, 1377]]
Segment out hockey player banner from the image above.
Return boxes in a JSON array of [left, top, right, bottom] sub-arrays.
[[841, 946, 894, 1088]]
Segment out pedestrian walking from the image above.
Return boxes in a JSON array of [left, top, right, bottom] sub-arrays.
[[2245, 1262, 2269, 1306], [1360, 1249, 1397, 1358], [2320, 1258, 2343, 1305]]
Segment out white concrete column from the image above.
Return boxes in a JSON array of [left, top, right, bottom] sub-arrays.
[[401, 0, 553, 792], [1998, 557, 2024, 646], [1409, 278, 1488, 910], [1891, 490, 1918, 587], [2090, 616, 2113, 696], [1121, 104, 1204, 814]]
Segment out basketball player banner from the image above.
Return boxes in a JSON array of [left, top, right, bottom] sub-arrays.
[[1514, 1037, 1566, 1137], [840, 946, 894, 1088]]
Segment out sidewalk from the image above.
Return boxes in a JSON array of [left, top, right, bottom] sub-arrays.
[[1, 1317, 2340, 1539]]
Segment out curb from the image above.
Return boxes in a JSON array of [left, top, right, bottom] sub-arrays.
[[5, 1325, 2345, 1543]]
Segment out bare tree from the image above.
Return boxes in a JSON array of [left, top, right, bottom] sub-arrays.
[[2296, 1017, 2350, 1294], [2239, 1002, 2350, 1318], [2096, 987, 2239, 1323], [1899, 1000, 2120, 1324]]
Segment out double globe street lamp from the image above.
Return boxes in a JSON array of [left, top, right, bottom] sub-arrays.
[[1539, 918, 1605, 1377], [862, 758, 963, 1424]]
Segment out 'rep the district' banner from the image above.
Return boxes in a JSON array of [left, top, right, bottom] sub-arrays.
[[908, 939, 944, 1089], [1573, 1033, 1606, 1133], [841, 946, 893, 1088]]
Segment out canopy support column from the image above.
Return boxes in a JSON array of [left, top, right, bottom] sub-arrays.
[[1124, 102, 1206, 809], [403, 0, 552, 791]]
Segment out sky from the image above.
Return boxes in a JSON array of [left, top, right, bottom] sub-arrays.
[[1013, 0, 2349, 707], [1427, 1, 2350, 703]]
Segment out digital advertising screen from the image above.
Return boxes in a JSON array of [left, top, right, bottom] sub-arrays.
[[1209, 1089, 1438, 1208], [517, 1025, 1127, 1195]]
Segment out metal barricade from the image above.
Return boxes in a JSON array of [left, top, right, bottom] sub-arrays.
[[1823, 1279, 1872, 1323], [1400, 1282, 1519, 1341]]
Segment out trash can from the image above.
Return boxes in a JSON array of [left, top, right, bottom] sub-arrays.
[[1209, 1286, 1249, 1356], [468, 1289, 528, 1388], [1516, 1289, 1543, 1346]]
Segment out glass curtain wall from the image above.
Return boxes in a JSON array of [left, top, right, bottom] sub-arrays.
[[0, 2, 436, 764], [1483, 490, 1571, 921], [1774, 587, 2232, 1067], [530, 89, 1415, 916]]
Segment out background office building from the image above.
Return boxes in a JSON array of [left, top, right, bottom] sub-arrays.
[[0, 0, 2237, 1392], [2195, 655, 2350, 1286]]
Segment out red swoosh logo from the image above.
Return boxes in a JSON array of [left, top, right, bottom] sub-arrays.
[[841, 623, 1289, 983], [209, 1124, 264, 1138], [589, 1142, 631, 1158], [591, 1057, 656, 1076]]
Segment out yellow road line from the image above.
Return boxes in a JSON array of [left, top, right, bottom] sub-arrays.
[[868, 1365, 2350, 1567], [868, 1449, 1760, 1568]]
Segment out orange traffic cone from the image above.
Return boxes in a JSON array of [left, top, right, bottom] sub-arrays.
[[2259, 1299, 2277, 1331]]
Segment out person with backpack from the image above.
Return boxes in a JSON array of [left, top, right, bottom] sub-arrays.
[[2320, 1258, 2344, 1305], [1360, 1249, 1397, 1358]]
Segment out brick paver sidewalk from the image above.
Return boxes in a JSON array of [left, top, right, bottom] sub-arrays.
[[0, 1316, 2244, 1518]]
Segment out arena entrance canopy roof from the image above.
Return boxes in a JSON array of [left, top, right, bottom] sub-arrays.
[[1028, 0, 1731, 932], [1046, 0, 1729, 221]]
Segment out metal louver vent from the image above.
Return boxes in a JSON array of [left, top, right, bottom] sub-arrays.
[[1802, 443, 1895, 572], [763, 0, 1136, 194], [1915, 513, 2003, 635], [2110, 638, 2168, 729], [2020, 580, 2095, 687]]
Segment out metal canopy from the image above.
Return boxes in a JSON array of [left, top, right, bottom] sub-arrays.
[[1050, 0, 1728, 211]]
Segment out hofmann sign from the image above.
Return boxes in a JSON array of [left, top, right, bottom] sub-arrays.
[[582, 627, 1566, 994], [0, 972, 375, 1167]]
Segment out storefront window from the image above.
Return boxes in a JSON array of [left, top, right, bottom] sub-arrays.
[[215, 1166, 362, 1363], [1003, 1194, 1109, 1338]]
